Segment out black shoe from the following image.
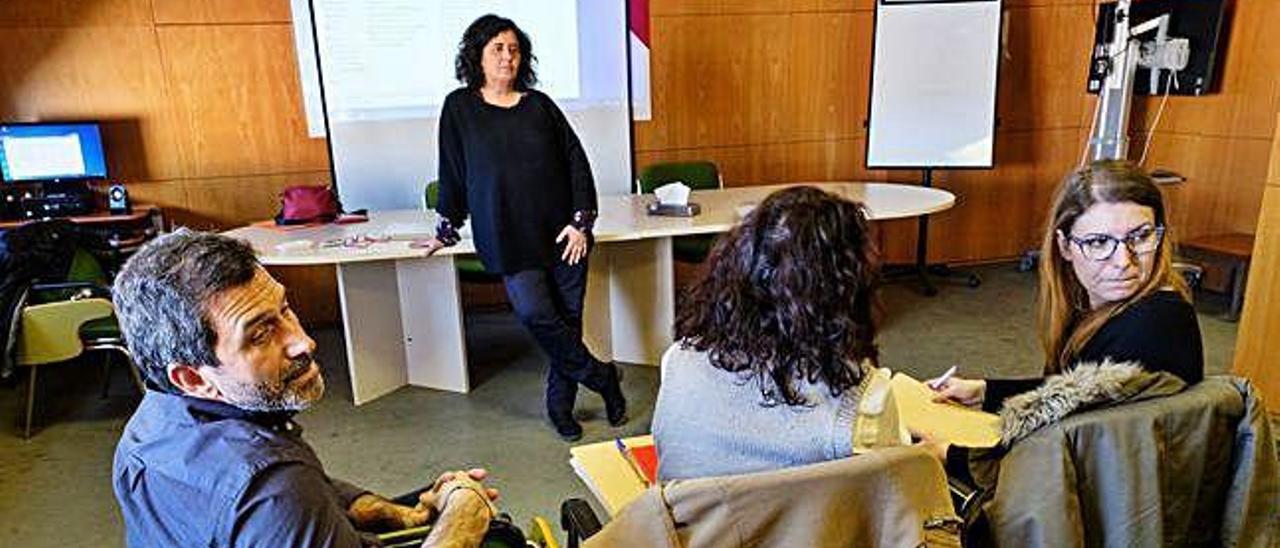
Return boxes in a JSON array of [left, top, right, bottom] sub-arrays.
[[602, 363, 628, 427], [550, 413, 583, 442]]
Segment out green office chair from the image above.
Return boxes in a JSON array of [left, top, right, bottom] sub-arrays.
[[16, 246, 142, 438], [424, 181, 500, 283], [636, 161, 723, 263]]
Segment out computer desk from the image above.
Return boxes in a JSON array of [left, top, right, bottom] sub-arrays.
[[223, 182, 954, 405]]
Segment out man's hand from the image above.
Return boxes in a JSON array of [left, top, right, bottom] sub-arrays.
[[346, 469, 498, 534], [419, 469, 498, 548], [347, 494, 427, 532], [929, 375, 987, 408], [417, 469, 499, 516], [556, 225, 588, 265], [421, 488, 491, 548]]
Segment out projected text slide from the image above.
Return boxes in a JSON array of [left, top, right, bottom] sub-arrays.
[[313, 0, 580, 122]]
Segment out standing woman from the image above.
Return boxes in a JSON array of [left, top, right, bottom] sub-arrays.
[[423, 14, 626, 441]]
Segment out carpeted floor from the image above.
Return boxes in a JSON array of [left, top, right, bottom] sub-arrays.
[[0, 263, 1260, 546]]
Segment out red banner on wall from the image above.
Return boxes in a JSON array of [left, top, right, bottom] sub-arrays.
[[629, 0, 651, 120]]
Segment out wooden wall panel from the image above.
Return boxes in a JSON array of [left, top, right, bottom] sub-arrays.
[[0, 27, 184, 180], [635, 14, 790, 151], [0, 0, 151, 27], [997, 5, 1095, 132], [651, 0, 794, 16], [158, 24, 328, 178], [121, 179, 188, 222], [181, 171, 331, 230], [635, 144, 789, 189], [795, 0, 874, 11], [1232, 185, 1280, 407], [0, 2, 337, 322], [269, 265, 338, 329], [934, 128, 1082, 263], [153, 0, 292, 24], [1141, 134, 1271, 240], [1233, 115, 1280, 408], [785, 12, 871, 142]]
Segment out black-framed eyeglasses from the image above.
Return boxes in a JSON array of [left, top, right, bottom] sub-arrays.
[[1066, 224, 1165, 262]]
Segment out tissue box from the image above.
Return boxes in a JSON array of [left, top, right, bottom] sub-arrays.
[[646, 201, 701, 217]]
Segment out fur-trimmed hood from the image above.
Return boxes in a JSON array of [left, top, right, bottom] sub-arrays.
[[998, 359, 1187, 445]]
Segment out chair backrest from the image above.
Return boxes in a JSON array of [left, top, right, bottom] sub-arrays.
[[67, 246, 108, 285], [586, 446, 960, 547], [424, 180, 440, 210], [976, 376, 1277, 547], [636, 161, 721, 194]]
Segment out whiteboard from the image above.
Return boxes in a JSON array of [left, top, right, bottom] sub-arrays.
[[288, 0, 633, 211], [866, 0, 1001, 168]]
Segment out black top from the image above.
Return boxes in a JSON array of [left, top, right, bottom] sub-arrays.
[[982, 290, 1204, 412], [436, 88, 597, 274]]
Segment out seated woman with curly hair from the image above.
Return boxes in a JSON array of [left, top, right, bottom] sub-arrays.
[[652, 186, 881, 480]]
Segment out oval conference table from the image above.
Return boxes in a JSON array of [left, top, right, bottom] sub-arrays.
[[225, 182, 955, 404]]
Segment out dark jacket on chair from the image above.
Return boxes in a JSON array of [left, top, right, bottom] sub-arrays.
[[0, 220, 100, 380], [963, 365, 1278, 547]]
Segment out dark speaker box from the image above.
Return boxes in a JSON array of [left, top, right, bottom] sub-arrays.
[[108, 183, 131, 215]]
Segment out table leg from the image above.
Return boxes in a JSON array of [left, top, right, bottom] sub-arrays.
[[583, 252, 613, 361], [588, 238, 674, 366], [1228, 261, 1248, 322], [336, 257, 469, 405], [398, 257, 469, 393]]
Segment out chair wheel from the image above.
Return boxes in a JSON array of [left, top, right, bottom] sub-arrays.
[[967, 275, 982, 288]]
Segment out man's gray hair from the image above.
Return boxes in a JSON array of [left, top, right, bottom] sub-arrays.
[[113, 229, 260, 392]]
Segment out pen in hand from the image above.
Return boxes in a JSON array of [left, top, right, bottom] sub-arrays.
[[928, 365, 958, 390]]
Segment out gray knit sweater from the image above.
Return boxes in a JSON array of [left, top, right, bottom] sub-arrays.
[[652, 343, 862, 481]]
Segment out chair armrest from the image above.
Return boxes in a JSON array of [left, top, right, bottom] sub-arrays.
[[30, 281, 112, 303], [17, 298, 114, 365], [560, 498, 603, 547], [31, 281, 111, 294]]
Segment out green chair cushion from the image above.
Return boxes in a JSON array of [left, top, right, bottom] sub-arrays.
[[673, 234, 717, 264], [426, 180, 503, 281], [80, 316, 121, 341], [637, 161, 720, 194]]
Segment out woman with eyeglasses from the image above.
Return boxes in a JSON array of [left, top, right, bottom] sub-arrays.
[[930, 160, 1203, 413]]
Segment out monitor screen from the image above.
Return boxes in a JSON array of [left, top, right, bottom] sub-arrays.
[[0, 122, 108, 183], [1088, 0, 1227, 96]]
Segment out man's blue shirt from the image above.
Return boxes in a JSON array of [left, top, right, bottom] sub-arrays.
[[113, 391, 372, 547]]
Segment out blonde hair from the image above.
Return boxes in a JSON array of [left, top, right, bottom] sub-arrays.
[[1037, 161, 1190, 374]]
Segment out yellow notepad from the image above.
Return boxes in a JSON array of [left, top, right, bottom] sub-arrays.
[[568, 435, 653, 516], [890, 373, 1001, 448]]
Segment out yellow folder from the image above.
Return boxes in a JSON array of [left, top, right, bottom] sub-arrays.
[[890, 373, 1001, 448]]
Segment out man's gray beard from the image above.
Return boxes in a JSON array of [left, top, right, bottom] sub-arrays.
[[217, 369, 325, 412]]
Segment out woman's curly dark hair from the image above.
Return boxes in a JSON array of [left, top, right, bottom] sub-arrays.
[[675, 186, 881, 407], [455, 14, 538, 90]]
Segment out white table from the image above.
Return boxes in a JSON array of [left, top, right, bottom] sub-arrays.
[[224, 182, 954, 404]]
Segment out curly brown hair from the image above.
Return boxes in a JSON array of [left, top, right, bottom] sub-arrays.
[[674, 186, 881, 407]]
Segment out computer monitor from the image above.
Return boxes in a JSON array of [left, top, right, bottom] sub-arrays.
[[0, 122, 108, 183], [1088, 0, 1227, 96]]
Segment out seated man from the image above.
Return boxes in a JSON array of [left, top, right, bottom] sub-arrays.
[[111, 229, 494, 547]]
